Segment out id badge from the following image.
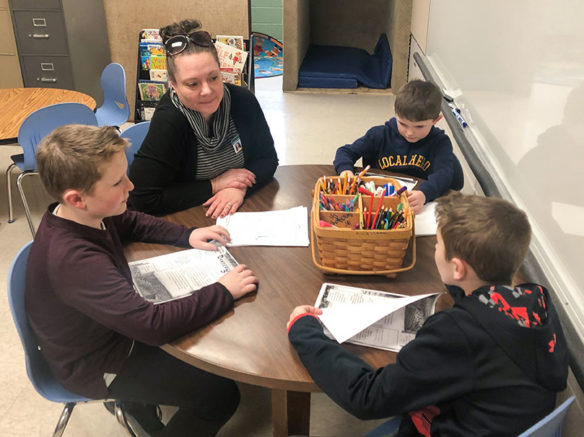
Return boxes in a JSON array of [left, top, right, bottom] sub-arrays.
[[232, 136, 243, 154]]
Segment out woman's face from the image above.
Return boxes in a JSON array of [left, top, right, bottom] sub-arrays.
[[171, 51, 224, 122]]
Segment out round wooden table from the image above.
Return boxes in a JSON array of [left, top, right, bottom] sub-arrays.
[[125, 165, 449, 436], [0, 87, 97, 143]]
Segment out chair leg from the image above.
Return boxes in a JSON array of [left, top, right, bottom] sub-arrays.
[[16, 172, 36, 238], [52, 402, 76, 437], [6, 163, 16, 223]]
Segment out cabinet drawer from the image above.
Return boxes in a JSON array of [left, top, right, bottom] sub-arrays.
[[10, 0, 61, 10], [12, 10, 67, 55], [21, 55, 73, 88]]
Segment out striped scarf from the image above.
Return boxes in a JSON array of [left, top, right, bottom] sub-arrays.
[[170, 84, 232, 152]]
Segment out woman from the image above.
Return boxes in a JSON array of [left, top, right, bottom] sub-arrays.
[[129, 19, 278, 218]]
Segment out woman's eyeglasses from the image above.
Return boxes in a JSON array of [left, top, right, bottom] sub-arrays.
[[164, 31, 213, 56]]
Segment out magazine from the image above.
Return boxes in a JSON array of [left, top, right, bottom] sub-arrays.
[[138, 81, 167, 101], [216, 34, 245, 50], [140, 42, 166, 71], [129, 245, 238, 304], [149, 69, 168, 82], [215, 41, 248, 72], [220, 67, 242, 86], [315, 283, 441, 352], [141, 28, 163, 43]]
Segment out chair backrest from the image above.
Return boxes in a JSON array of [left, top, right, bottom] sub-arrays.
[[518, 396, 576, 437], [121, 121, 151, 169], [7, 241, 88, 403], [362, 416, 401, 437], [18, 102, 98, 172], [96, 62, 130, 127]]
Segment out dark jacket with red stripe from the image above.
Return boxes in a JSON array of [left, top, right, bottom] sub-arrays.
[[288, 284, 568, 436]]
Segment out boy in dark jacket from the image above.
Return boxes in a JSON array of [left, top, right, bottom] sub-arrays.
[[334, 80, 460, 214], [288, 192, 568, 436]]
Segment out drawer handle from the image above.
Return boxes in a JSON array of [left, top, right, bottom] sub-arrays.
[[38, 77, 57, 83], [32, 18, 47, 27], [29, 33, 50, 39]]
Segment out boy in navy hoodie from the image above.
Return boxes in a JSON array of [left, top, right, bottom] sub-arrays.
[[334, 80, 460, 213], [288, 192, 568, 436]]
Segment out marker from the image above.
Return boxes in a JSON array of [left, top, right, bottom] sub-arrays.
[[451, 107, 468, 128], [395, 186, 407, 196]]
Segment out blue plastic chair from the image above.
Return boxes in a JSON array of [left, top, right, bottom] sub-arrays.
[[7, 242, 134, 437], [6, 102, 98, 237], [95, 62, 130, 127], [362, 416, 401, 437], [121, 121, 151, 170], [7, 241, 89, 436], [518, 396, 576, 437]]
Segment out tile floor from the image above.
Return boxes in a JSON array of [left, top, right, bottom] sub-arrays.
[[0, 76, 460, 436]]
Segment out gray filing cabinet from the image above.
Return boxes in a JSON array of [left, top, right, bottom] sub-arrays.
[[9, 0, 111, 105]]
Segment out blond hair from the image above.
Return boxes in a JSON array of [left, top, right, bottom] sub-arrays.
[[36, 124, 128, 200], [435, 192, 531, 284], [394, 80, 442, 121]]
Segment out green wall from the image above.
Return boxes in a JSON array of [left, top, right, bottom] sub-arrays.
[[251, 0, 283, 42]]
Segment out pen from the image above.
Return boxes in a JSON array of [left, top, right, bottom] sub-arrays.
[[371, 191, 385, 230]]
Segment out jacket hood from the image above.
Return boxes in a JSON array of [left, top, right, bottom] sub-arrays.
[[452, 283, 568, 392]]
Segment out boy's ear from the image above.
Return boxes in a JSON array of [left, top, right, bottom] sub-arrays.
[[433, 114, 443, 124], [450, 257, 467, 281], [61, 189, 86, 210]]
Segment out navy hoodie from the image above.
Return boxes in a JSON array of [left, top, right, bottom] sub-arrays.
[[334, 118, 455, 202], [288, 283, 568, 436]]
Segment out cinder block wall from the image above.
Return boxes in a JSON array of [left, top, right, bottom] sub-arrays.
[[251, 0, 283, 42]]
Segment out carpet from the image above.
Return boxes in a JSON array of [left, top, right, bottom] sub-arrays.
[[252, 33, 283, 78]]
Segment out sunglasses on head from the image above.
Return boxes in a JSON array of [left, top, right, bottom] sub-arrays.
[[164, 31, 213, 56]]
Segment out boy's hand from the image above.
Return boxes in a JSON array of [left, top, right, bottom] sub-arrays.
[[189, 225, 230, 250], [211, 168, 256, 193], [407, 190, 426, 214], [218, 264, 258, 299], [340, 170, 355, 179], [287, 305, 323, 330], [204, 188, 246, 219]]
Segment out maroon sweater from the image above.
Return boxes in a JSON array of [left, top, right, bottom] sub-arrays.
[[26, 204, 234, 398]]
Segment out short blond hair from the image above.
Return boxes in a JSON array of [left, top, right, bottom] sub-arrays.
[[36, 124, 128, 200], [435, 192, 531, 284]]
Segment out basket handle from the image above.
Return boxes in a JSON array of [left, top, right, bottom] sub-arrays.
[[310, 209, 417, 276]]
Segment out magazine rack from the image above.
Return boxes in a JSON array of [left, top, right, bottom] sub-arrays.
[[134, 30, 255, 122]]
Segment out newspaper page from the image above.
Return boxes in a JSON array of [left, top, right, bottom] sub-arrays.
[[315, 283, 440, 352], [129, 245, 238, 304]]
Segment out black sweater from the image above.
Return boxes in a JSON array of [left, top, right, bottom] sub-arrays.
[[129, 83, 278, 214], [288, 284, 568, 436]]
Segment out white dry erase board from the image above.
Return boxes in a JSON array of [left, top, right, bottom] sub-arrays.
[[420, 1, 584, 340]]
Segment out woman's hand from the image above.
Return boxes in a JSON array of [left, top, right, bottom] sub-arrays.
[[203, 187, 246, 219], [188, 225, 230, 250], [287, 305, 323, 330], [218, 264, 258, 300], [211, 169, 256, 193]]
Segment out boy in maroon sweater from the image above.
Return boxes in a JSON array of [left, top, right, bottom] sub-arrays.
[[26, 124, 258, 436]]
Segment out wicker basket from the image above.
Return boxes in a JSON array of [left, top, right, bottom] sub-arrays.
[[311, 176, 416, 277]]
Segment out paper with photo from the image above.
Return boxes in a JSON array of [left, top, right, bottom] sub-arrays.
[[315, 284, 436, 343], [216, 206, 309, 247]]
